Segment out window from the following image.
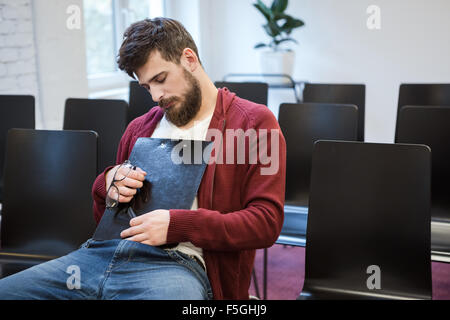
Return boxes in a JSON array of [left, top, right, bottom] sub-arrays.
[[84, 0, 116, 75], [83, 0, 165, 94]]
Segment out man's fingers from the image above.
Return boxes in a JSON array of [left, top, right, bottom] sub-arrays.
[[118, 195, 133, 203], [122, 177, 144, 189], [117, 185, 137, 197], [127, 234, 147, 243], [130, 214, 146, 227], [127, 168, 147, 181], [120, 225, 144, 238]]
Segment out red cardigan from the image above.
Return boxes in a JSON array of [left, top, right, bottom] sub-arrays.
[[91, 88, 286, 299]]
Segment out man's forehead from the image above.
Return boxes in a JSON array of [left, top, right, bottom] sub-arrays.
[[137, 51, 172, 83]]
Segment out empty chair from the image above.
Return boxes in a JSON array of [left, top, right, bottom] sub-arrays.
[[259, 103, 358, 299], [64, 98, 127, 174], [303, 83, 366, 142], [214, 82, 268, 106], [128, 81, 157, 124], [0, 95, 35, 201], [277, 103, 358, 246], [396, 105, 450, 261], [396, 84, 450, 138], [299, 140, 432, 300], [0, 129, 98, 278]]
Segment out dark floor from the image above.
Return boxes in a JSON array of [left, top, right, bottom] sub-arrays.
[[249, 244, 450, 300]]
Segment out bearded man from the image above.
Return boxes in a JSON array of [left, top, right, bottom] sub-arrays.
[[0, 18, 286, 300]]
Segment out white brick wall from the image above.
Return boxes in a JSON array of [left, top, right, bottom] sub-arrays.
[[0, 0, 39, 105]]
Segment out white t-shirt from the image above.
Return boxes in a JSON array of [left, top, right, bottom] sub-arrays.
[[151, 113, 213, 270]]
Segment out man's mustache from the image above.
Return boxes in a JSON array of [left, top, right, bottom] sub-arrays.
[[159, 97, 179, 109]]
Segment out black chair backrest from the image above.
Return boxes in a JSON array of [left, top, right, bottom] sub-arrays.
[[128, 81, 157, 124], [0, 95, 35, 201], [64, 98, 127, 173], [1, 129, 98, 256], [214, 81, 268, 106], [303, 84, 366, 142], [303, 141, 432, 299], [396, 84, 450, 137], [396, 105, 450, 223], [278, 103, 358, 206]]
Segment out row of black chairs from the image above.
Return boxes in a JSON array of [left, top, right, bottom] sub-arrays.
[[214, 82, 450, 299], [0, 130, 435, 299], [0, 82, 449, 300], [1, 82, 447, 200], [0, 81, 159, 201]]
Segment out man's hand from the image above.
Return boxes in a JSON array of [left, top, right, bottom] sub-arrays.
[[120, 209, 170, 246], [105, 164, 147, 204]]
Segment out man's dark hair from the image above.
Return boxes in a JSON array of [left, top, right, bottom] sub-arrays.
[[117, 17, 201, 79]]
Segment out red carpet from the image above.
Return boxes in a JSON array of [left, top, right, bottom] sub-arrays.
[[249, 244, 450, 300]]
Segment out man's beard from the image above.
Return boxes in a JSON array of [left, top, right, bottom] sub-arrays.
[[159, 69, 202, 127]]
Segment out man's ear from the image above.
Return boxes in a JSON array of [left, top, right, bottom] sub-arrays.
[[180, 48, 199, 72]]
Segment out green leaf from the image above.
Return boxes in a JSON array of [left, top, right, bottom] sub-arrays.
[[254, 43, 268, 49], [281, 17, 305, 34], [271, 0, 288, 13], [253, 0, 272, 22], [272, 12, 290, 23], [263, 21, 282, 38], [276, 37, 298, 45]]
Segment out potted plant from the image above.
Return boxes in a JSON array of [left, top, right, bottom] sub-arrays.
[[253, 0, 305, 79]]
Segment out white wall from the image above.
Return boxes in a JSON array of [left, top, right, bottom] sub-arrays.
[[0, 0, 89, 130], [3, 0, 450, 139], [198, 0, 450, 143], [32, 0, 88, 129], [0, 0, 39, 113]]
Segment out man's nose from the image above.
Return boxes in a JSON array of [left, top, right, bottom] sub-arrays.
[[151, 87, 164, 103]]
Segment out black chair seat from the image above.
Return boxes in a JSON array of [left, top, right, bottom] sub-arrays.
[[396, 83, 450, 138], [0, 95, 35, 201], [303, 84, 366, 141], [431, 222, 450, 262], [128, 81, 157, 124], [0, 129, 98, 279], [277, 205, 308, 247], [299, 141, 432, 300], [64, 98, 127, 174], [298, 288, 420, 300], [396, 105, 450, 260], [277, 103, 358, 245], [214, 82, 268, 106], [0, 253, 52, 278]]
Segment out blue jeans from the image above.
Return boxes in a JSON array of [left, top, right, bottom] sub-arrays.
[[0, 239, 213, 300]]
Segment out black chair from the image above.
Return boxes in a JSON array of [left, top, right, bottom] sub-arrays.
[[0, 129, 98, 278], [258, 103, 358, 299], [396, 105, 450, 262], [299, 140, 432, 300], [396, 84, 450, 138], [303, 83, 366, 142], [64, 98, 127, 174], [277, 103, 358, 246], [214, 82, 268, 106], [128, 81, 157, 124], [0, 95, 35, 201]]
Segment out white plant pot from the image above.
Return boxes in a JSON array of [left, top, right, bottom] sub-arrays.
[[259, 50, 295, 81]]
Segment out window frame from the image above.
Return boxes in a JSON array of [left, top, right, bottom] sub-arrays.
[[86, 0, 166, 96]]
